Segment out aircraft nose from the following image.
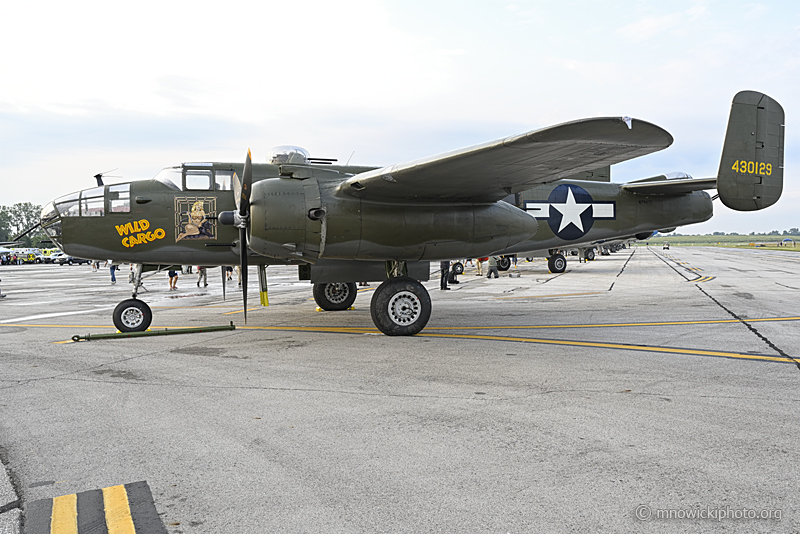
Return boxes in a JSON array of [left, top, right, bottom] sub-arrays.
[[40, 201, 63, 248]]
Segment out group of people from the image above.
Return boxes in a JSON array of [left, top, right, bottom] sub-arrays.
[[439, 256, 504, 290], [168, 265, 236, 290], [0, 253, 24, 265]]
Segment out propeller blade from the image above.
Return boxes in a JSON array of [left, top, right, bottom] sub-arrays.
[[231, 149, 253, 323], [239, 148, 253, 217], [240, 228, 248, 324], [221, 266, 226, 301]]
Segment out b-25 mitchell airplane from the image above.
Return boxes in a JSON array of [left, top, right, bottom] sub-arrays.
[[40, 91, 784, 335]]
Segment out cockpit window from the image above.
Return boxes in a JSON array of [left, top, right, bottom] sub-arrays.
[[215, 170, 233, 191], [268, 145, 310, 165], [81, 186, 105, 217], [154, 167, 182, 190], [41, 202, 58, 224], [109, 184, 131, 213], [55, 192, 80, 218], [185, 169, 213, 190]]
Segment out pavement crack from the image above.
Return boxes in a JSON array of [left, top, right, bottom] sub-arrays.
[[0, 499, 21, 514], [696, 285, 800, 371]]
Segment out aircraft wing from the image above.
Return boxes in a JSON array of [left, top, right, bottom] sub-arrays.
[[339, 117, 673, 203], [622, 177, 718, 195]]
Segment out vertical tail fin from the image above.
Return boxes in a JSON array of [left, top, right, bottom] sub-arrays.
[[717, 91, 784, 211]]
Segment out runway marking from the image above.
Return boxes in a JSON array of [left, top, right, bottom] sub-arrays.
[[694, 276, 716, 283], [424, 316, 800, 330], [495, 291, 606, 300], [222, 307, 262, 315], [413, 333, 794, 364], [102, 485, 136, 534], [24, 481, 166, 534], [6, 317, 798, 364], [51, 493, 78, 534], [0, 307, 115, 324]]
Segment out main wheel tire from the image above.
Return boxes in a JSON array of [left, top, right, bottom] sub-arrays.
[[313, 282, 357, 311], [497, 257, 511, 271], [452, 262, 464, 275], [370, 277, 431, 336], [547, 254, 567, 273], [113, 299, 152, 332], [586, 249, 595, 261]]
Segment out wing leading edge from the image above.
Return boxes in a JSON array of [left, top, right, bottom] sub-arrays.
[[340, 117, 673, 203]]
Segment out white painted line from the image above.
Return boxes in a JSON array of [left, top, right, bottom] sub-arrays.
[[0, 306, 115, 323]]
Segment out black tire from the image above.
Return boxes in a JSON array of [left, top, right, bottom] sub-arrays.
[[68, 259, 73, 265], [313, 282, 357, 311], [370, 276, 431, 336], [452, 262, 464, 275], [497, 257, 511, 271], [586, 249, 595, 261], [547, 254, 567, 273], [113, 299, 152, 332]]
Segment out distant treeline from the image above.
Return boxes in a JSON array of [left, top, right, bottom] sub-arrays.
[[0, 203, 47, 247]]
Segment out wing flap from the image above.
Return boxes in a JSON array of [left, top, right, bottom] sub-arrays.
[[341, 117, 673, 203]]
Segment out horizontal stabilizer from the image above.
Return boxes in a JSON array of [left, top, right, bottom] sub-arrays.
[[717, 91, 784, 211], [623, 176, 717, 195]]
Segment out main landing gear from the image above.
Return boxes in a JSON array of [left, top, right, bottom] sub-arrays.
[[313, 282, 357, 311], [312, 261, 432, 336], [370, 276, 431, 336], [547, 253, 567, 273]]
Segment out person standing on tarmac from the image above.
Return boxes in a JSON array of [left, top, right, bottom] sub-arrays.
[[440, 260, 451, 290], [168, 269, 179, 290], [197, 266, 208, 287], [110, 264, 117, 284], [0, 278, 6, 298], [486, 256, 500, 278]]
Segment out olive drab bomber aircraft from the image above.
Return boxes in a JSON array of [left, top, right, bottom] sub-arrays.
[[39, 90, 784, 336]]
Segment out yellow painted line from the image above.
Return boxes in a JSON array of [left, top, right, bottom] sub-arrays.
[[495, 291, 606, 300], [0, 324, 117, 329], [51, 493, 78, 534], [222, 307, 262, 315], [423, 316, 800, 330], [415, 332, 793, 364], [102, 485, 136, 534], [239, 325, 376, 334]]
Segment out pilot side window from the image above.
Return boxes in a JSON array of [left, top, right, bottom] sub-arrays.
[[80, 186, 105, 217], [215, 170, 233, 191], [109, 184, 131, 213], [55, 192, 80, 218], [185, 170, 213, 190]]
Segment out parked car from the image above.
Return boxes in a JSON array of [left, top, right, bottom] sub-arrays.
[[57, 255, 91, 265]]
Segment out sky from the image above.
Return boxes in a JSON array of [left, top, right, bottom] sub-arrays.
[[1, 0, 798, 234]]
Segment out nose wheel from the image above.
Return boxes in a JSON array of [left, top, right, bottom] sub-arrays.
[[370, 276, 431, 336]]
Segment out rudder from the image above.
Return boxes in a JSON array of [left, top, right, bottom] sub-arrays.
[[717, 90, 784, 211]]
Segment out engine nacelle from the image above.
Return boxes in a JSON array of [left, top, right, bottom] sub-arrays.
[[247, 175, 539, 263]]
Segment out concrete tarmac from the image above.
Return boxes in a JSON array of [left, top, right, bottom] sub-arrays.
[[0, 247, 798, 533]]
